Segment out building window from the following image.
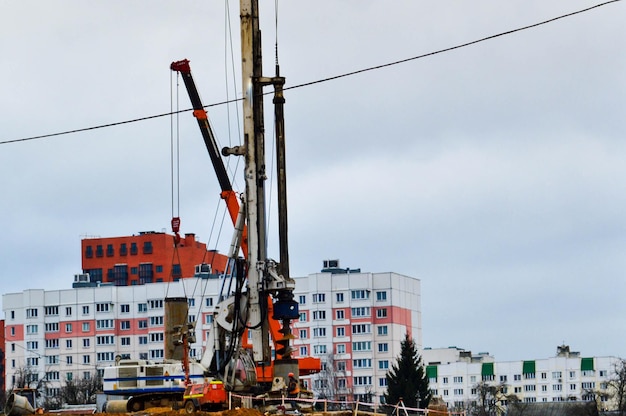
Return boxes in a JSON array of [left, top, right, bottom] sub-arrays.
[[336, 310, 345, 320], [205, 298, 214, 307], [82, 306, 89, 315], [376, 291, 387, 301], [312, 310, 326, 320], [336, 293, 344, 303], [299, 312, 307, 322], [299, 346, 308, 356], [96, 245, 103, 257], [336, 344, 346, 354], [26, 308, 38, 318], [352, 341, 372, 351], [83, 355, 90, 364], [65, 307, 72, 316], [379, 360, 389, 369], [83, 339, 90, 348], [313, 345, 327, 355], [378, 343, 389, 352], [298, 295, 306, 305], [45, 306, 59, 316], [130, 242, 138, 255], [66, 340, 72, 348], [351, 307, 370, 317], [120, 243, 127, 256], [106, 244, 114, 257], [150, 333, 164, 342], [377, 325, 388, 335], [96, 303, 111, 313], [351, 289, 369, 300], [143, 241, 153, 254], [376, 308, 388, 318], [172, 264, 182, 278], [352, 324, 371, 334], [82, 322, 90, 332], [120, 321, 131, 330], [336, 327, 345, 337], [156, 265, 163, 273], [313, 327, 327, 337], [85, 246, 93, 258], [312, 293, 326, 303]]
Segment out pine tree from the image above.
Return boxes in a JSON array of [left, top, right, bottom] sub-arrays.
[[384, 333, 431, 409]]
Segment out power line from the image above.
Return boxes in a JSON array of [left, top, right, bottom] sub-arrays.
[[1, 0, 621, 146]]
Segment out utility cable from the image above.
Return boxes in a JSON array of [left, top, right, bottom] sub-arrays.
[[0, 0, 620, 146]]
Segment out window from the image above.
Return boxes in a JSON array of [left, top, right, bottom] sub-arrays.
[[120, 304, 130, 313], [352, 341, 372, 351], [143, 241, 153, 254], [376, 291, 387, 301], [569, 371, 576, 379], [150, 333, 164, 342], [96, 336, 114, 345], [525, 373, 536, 379], [353, 376, 372, 386], [85, 245, 93, 258], [351, 290, 370, 300], [96, 303, 111, 313], [299, 329, 307, 339], [298, 295, 306, 305], [120, 321, 131, 330], [312, 293, 326, 303], [313, 327, 326, 337], [149, 299, 164, 309], [298, 312, 307, 322], [138, 320, 148, 329], [26, 324, 38, 334], [149, 349, 164, 359], [45, 323, 59, 332], [67, 356, 73, 365], [514, 374, 522, 381], [336, 310, 345, 320], [45, 306, 59, 316], [443, 377, 449, 384], [336, 293, 344, 302], [96, 245, 103, 257], [336, 344, 346, 354], [121, 337, 131, 346], [582, 382, 595, 389], [83, 339, 90, 348], [379, 360, 389, 369], [351, 307, 370, 317], [27, 308, 38, 318], [97, 352, 115, 362], [353, 359, 372, 368], [96, 319, 114, 329], [130, 242, 138, 255], [82, 306, 89, 315], [454, 389, 464, 395], [82, 322, 90, 332], [65, 307, 72, 316], [205, 315, 214, 324], [525, 385, 536, 392], [352, 324, 371, 334], [378, 343, 389, 352], [156, 265, 163, 273], [377, 325, 388, 335], [139, 336, 148, 345], [299, 346, 308, 356], [65, 323, 72, 333], [205, 298, 214, 307], [312, 310, 326, 320], [337, 361, 346, 372], [376, 308, 388, 318], [46, 339, 59, 349], [27, 341, 39, 350], [150, 316, 164, 326], [454, 376, 463, 383], [106, 244, 114, 257], [500, 375, 508, 382], [83, 355, 91, 364], [336, 327, 345, 337], [313, 345, 327, 355], [66, 340, 72, 348], [552, 371, 562, 379], [553, 384, 563, 391], [120, 243, 127, 256]]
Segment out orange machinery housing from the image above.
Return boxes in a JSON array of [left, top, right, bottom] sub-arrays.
[[81, 232, 229, 285]]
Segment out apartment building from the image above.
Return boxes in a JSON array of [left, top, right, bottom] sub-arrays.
[[79, 231, 229, 286], [422, 345, 618, 411], [3, 260, 422, 406]]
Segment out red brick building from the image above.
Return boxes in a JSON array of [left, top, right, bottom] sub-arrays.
[[80, 232, 229, 286]]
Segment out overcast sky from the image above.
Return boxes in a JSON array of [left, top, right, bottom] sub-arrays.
[[2, 1, 625, 362]]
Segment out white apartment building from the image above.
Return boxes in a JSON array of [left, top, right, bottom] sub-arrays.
[[3, 261, 422, 405], [422, 345, 619, 411]]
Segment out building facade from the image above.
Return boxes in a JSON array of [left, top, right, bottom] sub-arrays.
[[422, 346, 618, 412], [3, 261, 422, 406], [79, 232, 229, 286]]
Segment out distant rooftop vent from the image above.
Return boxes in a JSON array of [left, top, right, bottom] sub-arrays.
[[321, 259, 361, 274]]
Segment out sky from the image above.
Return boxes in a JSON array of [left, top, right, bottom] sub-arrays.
[[1, 1, 625, 362]]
